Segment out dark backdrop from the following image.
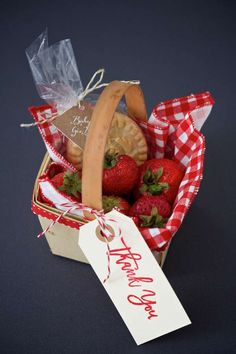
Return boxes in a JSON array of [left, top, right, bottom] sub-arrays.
[[0, 1, 235, 353]]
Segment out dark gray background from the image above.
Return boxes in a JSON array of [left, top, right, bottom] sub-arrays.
[[0, 0, 235, 353]]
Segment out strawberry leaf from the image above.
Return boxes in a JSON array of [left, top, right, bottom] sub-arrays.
[[102, 196, 120, 213], [59, 172, 81, 197], [148, 182, 169, 195], [141, 167, 169, 196], [140, 207, 167, 228], [139, 184, 148, 193], [104, 153, 118, 169], [155, 167, 163, 181], [143, 169, 156, 185]]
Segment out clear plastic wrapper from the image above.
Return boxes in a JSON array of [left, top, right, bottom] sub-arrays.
[[26, 29, 83, 113]]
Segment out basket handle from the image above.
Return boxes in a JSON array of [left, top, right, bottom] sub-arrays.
[[81, 80, 147, 210]]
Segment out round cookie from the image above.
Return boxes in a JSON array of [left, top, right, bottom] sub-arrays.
[[66, 112, 148, 170], [106, 112, 147, 165]]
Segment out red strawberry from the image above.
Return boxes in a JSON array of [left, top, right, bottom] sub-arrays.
[[129, 195, 171, 228], [51, 171, 82, 202], [135, 158, 184, 203], [50, 172, 65, 189], [102, 196, 130, 215], [103, 154, 139, 196], [130, 195, 171, 218]]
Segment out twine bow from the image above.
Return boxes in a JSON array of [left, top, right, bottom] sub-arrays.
[[20, 68, 140, 128]]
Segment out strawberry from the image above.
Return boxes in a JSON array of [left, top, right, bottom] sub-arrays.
[[129, 195, 171, 228], [51, 171, 82, 202], [102, 196, 130, 215], [135, 158, 184, 203], [103, 154, 139, 196], [50, 172, 65, 189]]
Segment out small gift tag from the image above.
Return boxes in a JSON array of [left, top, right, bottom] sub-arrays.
[[52, 101, 93, 149], [79, 210, 191, 345]]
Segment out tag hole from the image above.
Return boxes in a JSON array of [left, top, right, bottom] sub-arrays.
[[96, 225, 115, 243]]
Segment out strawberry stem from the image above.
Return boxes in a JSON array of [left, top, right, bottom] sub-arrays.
[[141, 168, 169, 196], [59, 171, 81, 197], [102, 196, 120, 213], [140, 207, 167, 228], [104, 153, 118, 169]]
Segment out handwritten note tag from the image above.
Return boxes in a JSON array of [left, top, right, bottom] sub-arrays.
[[79, 210, 191, 345], [52, 101, 92, 149]]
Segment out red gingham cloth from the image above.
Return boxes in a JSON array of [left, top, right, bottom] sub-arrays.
[[29, 105, 77, 172], [30, 91, 214, 251], [139, 92, 214, 250]]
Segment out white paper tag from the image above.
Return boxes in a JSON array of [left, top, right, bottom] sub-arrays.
[[79, 210, 191, 345]]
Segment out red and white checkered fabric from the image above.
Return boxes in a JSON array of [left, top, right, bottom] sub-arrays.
[[30, 91, 214, 252], [138, 92, 214, 250], [29, 105, 77, 172]]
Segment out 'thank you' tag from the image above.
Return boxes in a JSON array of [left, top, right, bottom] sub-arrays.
[[78, 210, 191, 345]]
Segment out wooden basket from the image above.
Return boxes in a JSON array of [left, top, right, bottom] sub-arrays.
[[32, 81, 171, 267]]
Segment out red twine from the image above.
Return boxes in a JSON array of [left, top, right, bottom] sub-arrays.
[[37, 202, 121, 283]]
